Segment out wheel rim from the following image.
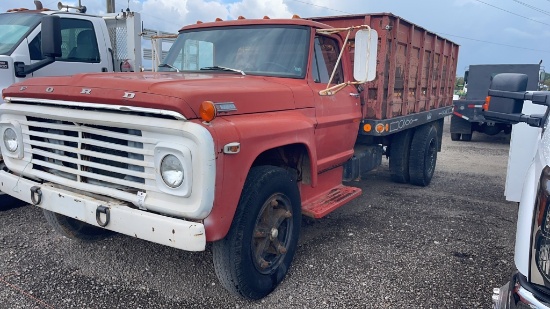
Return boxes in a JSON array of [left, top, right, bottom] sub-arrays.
[[251, 193, 294, 275], [426, 137, 437, 175]]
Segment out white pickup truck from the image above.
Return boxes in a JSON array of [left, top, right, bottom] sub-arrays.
[[0, 1, 146, 208], [485, 73, 550, 308]]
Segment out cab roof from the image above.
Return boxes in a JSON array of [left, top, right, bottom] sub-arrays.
[[4, 9, 115, 19], [179, 18, 333, 32]]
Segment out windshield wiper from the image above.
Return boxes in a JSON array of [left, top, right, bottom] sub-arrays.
[[200, 66, 246, 76], [158, 63, 180, 72]]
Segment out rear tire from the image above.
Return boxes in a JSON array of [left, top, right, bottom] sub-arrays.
[[213, 166, 301, 300], [483, 125, 501, 136], [461, 133, 472, 141], [389, 130, 413, 184], [450, 133, 461, 141], [409, 124, 438, 187], [43, 210, 112, 241]]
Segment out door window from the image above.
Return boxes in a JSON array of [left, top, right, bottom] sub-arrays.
[[29, 18, 99, 62], [312, 36, 343, 84]]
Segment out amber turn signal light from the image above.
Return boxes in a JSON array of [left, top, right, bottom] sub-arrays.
[[363, 124, 372, 132], [483, 96, 491, 111], [199, 101, 217, 122]]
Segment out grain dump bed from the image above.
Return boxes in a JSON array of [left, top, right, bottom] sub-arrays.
[[310, 13, 459, 124]]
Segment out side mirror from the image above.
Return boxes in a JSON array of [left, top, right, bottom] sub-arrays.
[[41, 15, 62, 58], [14, 15, 61, 78], [486, 73, 528, 114], [483, 73, 550, 127], [464, 70, 469, 85], [353, 29, 378, 82]]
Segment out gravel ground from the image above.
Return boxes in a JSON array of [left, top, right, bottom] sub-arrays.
[[0, 120, 517, 308]]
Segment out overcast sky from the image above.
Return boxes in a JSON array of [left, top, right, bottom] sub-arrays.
[[2, 0, 550, 76]]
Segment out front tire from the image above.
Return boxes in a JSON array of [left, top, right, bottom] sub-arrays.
[[0, 161, 27, 210], [43, 210, 112, 241], [0, 193, 27, 210], [213, 166, 301, 300], [409, 124, 438, 187]]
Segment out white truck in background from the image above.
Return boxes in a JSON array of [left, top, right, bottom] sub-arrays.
[[485, 73, 550, 308], [0, 1, 155, 208]]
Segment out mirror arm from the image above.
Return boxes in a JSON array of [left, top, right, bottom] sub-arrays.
[[522, 114, 544, 127], [489, 89, 550, 106], [14, 57, 55, 78], [526, 92, 550, 106], [326, 28, 351, 90], [319, 82, 350, 96], [484, 111, 544, 128], [488, 89, 528, 100], [318, 29, 352, 96], [317, 25, 373, 96], [317, 25, 372, 35], [319, 80, 368, 96]]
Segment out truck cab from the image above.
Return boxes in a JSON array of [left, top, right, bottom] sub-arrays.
[[0, 7, 141, 90], [484, 73, 550, 308], [1, 10, 109, 88]]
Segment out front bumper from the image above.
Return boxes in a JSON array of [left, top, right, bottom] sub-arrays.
[[493, 272, 550, 309], [0, 170, 206, 251], [0, 157, 21, 206]]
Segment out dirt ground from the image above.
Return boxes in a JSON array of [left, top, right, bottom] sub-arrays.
[[0, 120, 517, 308]]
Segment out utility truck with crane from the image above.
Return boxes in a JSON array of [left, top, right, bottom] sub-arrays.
[[0, 0, 169, 208], [0, 13, 458, 298]]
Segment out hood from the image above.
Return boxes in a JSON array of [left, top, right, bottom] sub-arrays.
[[2, 72, 298, 119]]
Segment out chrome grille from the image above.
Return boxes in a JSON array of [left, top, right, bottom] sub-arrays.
[[24, 116, 153, 193]]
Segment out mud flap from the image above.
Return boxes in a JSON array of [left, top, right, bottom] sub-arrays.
[[436, 118, 444, 151], [450, 115, 472, 134]]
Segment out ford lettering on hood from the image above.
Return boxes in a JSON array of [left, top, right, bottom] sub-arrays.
[[2, 71, 300, 119]]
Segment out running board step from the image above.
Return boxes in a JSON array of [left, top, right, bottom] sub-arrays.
[[301, 185, 362, 219]]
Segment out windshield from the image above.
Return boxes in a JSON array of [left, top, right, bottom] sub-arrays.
[[160, 25, 310, 78], [0, 13, 42, 55]]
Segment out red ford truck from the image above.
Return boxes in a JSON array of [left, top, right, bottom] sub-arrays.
[[0, 13, 458, 299]]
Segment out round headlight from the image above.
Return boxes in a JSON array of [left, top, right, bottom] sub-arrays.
[[160, 154, 184, 188], [3, 128, 18, 153]]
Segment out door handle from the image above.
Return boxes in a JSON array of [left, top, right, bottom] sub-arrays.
[[350, 93, 360, 98]]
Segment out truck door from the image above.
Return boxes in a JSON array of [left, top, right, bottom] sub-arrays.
[[28, 17, 109, 76], [309, 35, 362, 171]]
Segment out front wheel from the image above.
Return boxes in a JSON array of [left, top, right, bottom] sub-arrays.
[[43, 210, 112, 241], [0, 161, 27, 210], [213, 166, 301, 300], [0, 193, 27, 210]]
